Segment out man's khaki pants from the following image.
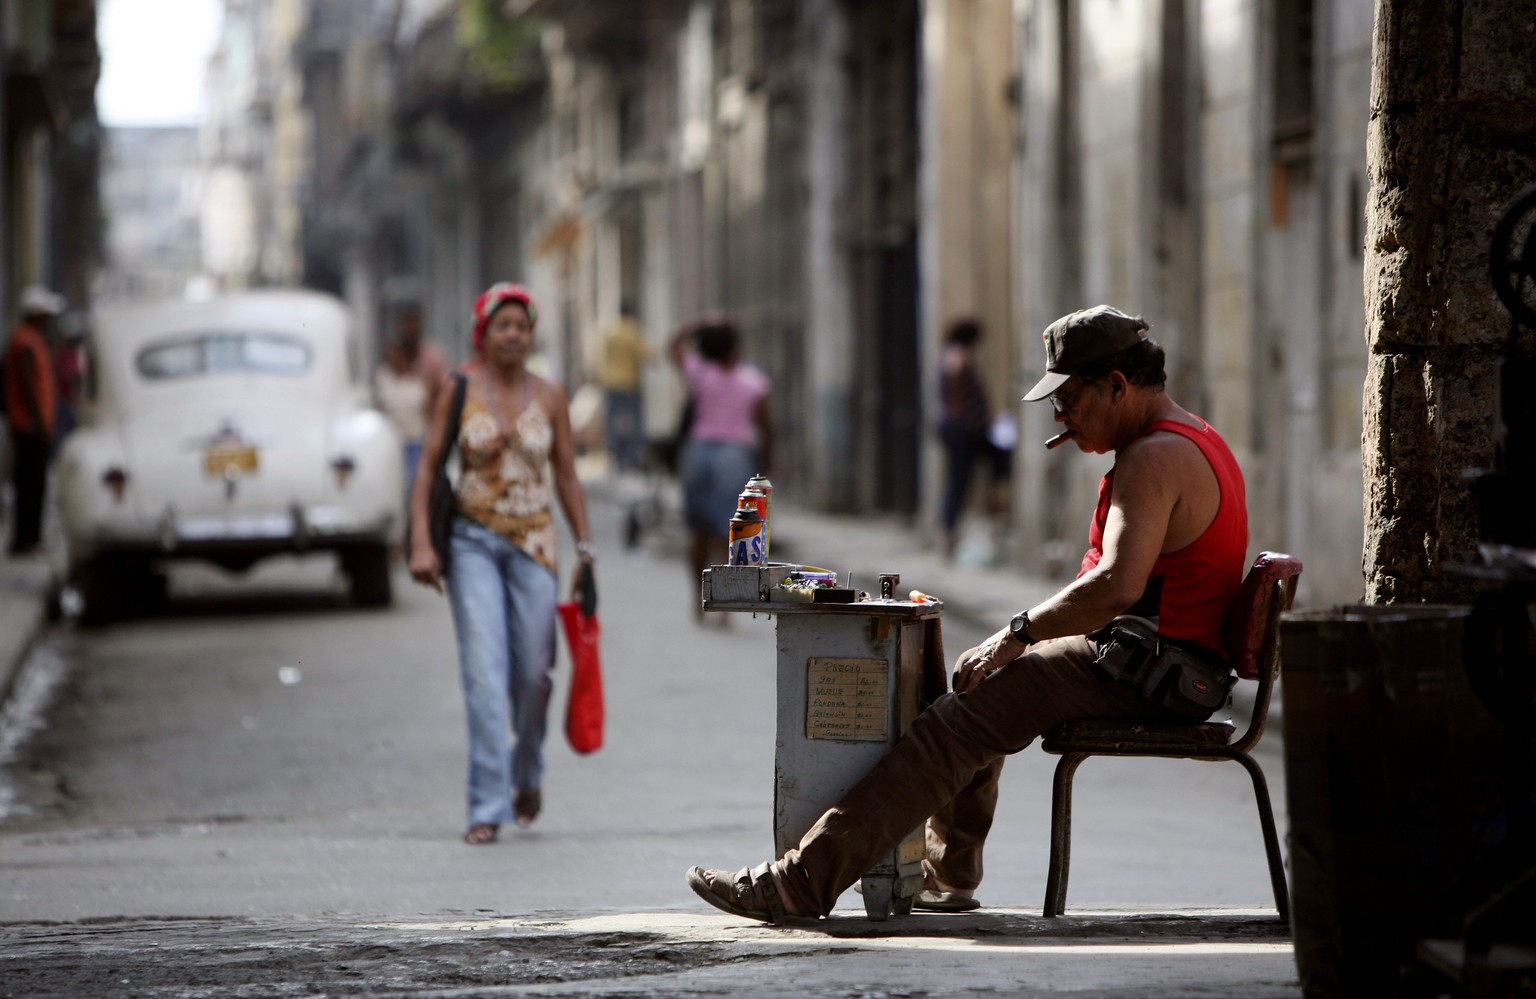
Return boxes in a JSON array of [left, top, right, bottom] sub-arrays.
[[775, 635, 1163, 917]]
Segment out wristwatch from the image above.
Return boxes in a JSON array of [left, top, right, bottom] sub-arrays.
[[1009, 610, 1036, 644]]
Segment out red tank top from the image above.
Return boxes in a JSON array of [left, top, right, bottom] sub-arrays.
[[1077, 418, 1248, 656]]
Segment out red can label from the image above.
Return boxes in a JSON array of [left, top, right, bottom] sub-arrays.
[[741, 482, 770, 561]]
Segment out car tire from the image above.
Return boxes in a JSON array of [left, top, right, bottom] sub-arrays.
[[343, 543, 393, 608], [73, 556, 122, 624], [73, 555, 165, 624]]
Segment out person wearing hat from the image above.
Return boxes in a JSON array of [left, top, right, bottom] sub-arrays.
[[685, 305, 1250, 922], [407, 282, 595, 843], [3, 286, 64, 554]]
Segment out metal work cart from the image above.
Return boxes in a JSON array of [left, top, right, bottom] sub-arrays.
[[702, 563, 946, 919]]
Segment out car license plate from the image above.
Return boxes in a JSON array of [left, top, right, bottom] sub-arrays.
[[204, 444, 259, 477]]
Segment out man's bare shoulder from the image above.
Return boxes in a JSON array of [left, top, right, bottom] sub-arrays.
[[1121, 425, 1203, 458], [1117, 425, 1221, 542], [1116, 428, 1211, 487]]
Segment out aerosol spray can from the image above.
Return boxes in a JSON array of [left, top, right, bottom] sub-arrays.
[[738, 484, 768, 549], [727, 497, 765, 567], [745, 473, 773, 562]]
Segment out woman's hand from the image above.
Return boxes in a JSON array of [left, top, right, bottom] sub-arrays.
[[953, 626, 1028, 693], [571, 551, 597, 616], [408, 540, 444, 594]]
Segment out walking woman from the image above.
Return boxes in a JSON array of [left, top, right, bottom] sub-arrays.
[[408, 282, 595, 844], [669, 316, 772, 620], [937, 316, 1005, 561]]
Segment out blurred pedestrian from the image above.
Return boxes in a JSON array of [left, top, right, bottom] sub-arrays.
[[937, 317, 1005, 562], [373, 305, 449, 507], [669, 316, 771, 621], [407, 282, 595, 844], [3, 286, 64, 554], [597, 300, 654, 472], [51, 313, 86, 454]]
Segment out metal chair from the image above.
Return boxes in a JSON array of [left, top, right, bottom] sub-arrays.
[[1038, 551, 1302, 919]]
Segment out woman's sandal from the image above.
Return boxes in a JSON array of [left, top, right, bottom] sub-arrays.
[[685, 863, 817, 925], [463, 823, 499, 845], [514, 790, 541, 828]]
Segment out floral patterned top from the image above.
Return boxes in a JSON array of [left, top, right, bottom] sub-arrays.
[[454, 390, 558, 572]]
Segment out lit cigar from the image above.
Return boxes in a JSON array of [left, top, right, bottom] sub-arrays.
[[1045, 431, 1073, 450]]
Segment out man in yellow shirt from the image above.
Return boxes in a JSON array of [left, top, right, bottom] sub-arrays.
[[598, 301, 653, 472]]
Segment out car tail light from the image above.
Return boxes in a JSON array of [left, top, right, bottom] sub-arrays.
[[330, 454, 356, 489], [102, 467, 129, 502]]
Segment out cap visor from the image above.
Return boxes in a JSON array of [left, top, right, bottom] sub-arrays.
[[1022, 370, 1071, 402]]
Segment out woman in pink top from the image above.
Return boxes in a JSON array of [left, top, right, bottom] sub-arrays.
[[670, 317, 773, 620]]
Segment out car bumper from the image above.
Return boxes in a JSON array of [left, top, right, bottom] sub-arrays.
[[78, 506, 396, 558]]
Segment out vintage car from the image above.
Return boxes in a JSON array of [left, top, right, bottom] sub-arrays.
[[57, 289, 403, 616]]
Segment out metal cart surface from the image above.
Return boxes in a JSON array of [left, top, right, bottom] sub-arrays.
[[702, 563, 946, 919]]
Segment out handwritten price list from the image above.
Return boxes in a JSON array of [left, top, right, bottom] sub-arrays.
[[805, 657, 888, 741]]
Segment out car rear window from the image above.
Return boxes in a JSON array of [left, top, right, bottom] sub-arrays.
[[136, 333, 312, 379]]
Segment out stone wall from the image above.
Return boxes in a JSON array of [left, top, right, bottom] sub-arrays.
[[1363, 0, 1536, 603]]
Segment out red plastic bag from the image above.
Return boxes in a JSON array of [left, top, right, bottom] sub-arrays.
[[557, 601, 604, 754]]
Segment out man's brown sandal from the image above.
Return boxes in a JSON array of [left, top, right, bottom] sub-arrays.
[[684, 863, 817, 925], [463, 823, 498, 845]]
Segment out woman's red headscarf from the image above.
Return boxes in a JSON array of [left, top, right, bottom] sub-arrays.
[[471, 282, 539, 350]]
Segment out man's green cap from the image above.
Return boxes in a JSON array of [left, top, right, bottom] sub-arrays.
[[1022, 305, 1149, 401]]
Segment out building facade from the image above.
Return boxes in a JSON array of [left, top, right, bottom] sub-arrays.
[[1, 0, 102, 321], [202, 0, 310, 292], [98, 127, 202, 300], [267, 0, 1375, 604]]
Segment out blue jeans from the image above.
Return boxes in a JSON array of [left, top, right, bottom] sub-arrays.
[[679, 439, 758, 536], [446, 518, 557, 826], [402, 440, 423, 519], [938, 422, 1010, 534]]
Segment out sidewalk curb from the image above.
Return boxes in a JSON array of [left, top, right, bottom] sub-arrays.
[[0, 562, 62, 709]]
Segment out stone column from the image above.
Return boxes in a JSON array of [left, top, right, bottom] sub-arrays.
[[1362, 0, 1536, 603]]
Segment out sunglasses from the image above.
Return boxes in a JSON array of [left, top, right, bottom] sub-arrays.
[[1049, 377, 1100, 414]]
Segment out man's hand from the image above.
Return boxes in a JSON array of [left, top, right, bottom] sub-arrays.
[[955, 626, 1029, 693]]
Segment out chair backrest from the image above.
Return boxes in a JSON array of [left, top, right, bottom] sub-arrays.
[[1224, 551, 1303, 679], [1223, 551, 1302, 750]]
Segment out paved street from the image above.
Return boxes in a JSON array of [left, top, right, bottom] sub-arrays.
[[0, 483, 1300, 997]]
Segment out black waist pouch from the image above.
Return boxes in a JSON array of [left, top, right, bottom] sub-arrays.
[[1089, 615, 1234, 721]]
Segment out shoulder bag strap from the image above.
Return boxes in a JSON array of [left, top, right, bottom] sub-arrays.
[[438, 372, 467, 470]]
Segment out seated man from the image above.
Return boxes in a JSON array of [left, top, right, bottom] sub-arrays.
[[686, 304, 1249, 922]]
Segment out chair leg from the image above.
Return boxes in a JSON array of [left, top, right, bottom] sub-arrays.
[[1233, 750, 1290, 921], [1043, 752, 1088, 918]]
